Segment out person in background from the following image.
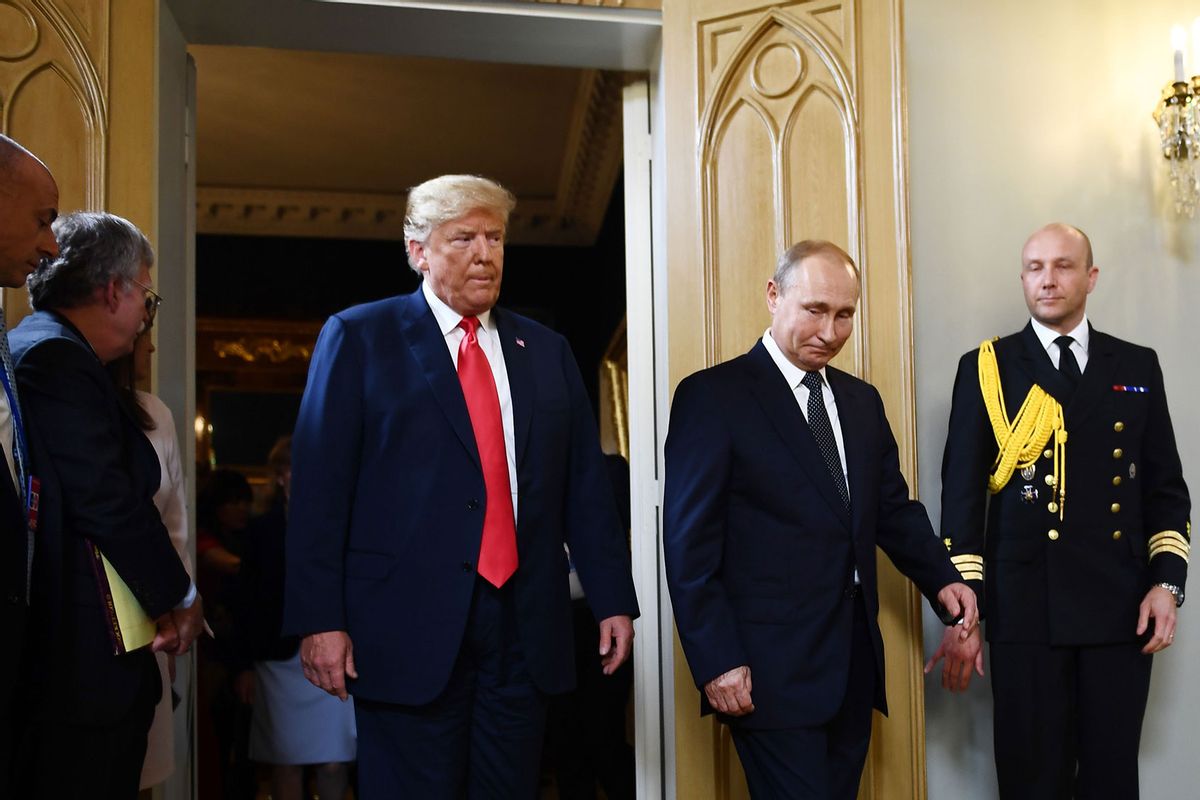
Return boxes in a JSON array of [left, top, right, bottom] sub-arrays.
[[236, 436, 355, 800], [196, 468, 255, 799], [107, 324, 191, 790]]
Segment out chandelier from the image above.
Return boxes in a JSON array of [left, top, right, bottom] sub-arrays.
[[1154, 23, 1200, 216]]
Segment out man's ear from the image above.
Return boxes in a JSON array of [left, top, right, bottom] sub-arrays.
[[101, 279, 122, 312]]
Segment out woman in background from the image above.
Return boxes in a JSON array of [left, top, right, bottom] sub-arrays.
[[107, 325, 191, 790], [236, 436, 356, 799]]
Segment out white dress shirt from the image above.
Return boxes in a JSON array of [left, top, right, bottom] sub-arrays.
[[1030, 315, 1090, 373], [422, 279, 520, 521]]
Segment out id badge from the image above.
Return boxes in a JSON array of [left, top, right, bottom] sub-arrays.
[[26, 475, 39, 532]]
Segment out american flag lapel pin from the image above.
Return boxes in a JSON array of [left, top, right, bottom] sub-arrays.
[[515, 337, 525, 348]]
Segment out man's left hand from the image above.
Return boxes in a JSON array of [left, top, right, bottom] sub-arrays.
[[1137, 585, 1178, 654], [936, 582, 979, 638], [598, 614, 634, 675]]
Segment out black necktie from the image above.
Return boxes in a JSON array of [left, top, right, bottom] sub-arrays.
[[801, 371, 849, 510], [1054, 335, 1081, 388]]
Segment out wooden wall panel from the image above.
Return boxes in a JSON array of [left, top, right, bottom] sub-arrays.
[[666, 1, 924, 797]]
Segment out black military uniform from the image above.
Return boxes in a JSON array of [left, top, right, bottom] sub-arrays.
[[941, 321, 1190, 799]]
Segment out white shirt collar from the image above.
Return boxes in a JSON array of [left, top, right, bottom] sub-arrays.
[[421, 278, 494, 337], [1030, 315, 1089, 356], [762, 328, 826, 389]]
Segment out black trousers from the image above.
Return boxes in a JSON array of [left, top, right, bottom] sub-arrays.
[[990, 639, 1153, 800], [729, 593, 876, 800], [14, 648, 159, 800], [355, 579, 548, 799]]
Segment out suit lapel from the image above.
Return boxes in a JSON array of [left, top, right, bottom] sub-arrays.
[[745, 343, 852, 531], [1067, 325, 1116, 428], [1015, 322, 1074, 406], [827, 369, 868, 536], [398, 292, 480, 469], [494, 308, 533, 470]]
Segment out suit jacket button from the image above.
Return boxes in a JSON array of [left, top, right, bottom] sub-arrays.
[[462, 561, 474, 572], [1111, 503, 1121, 514], [1112, 476, 1122, 486], [1112, 530, 1122, 540], [467, 499, 479, 510], [1048, 529, 1060, 541], [1114, 421, 1125, 432], [1113, 448, 1124, 459]]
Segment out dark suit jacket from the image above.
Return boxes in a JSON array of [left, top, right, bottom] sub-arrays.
[[0, 411, 29, 778], [940, 323, 1190, 645], [235, 499, 298, 665], [283, 288, 639, 705], [9, 310, 190, 725], [663, 341, 961, 730]]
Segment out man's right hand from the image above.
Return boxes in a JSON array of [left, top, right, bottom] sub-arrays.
[[704, 665, 755, 716], [170, 594, 205, 655], [300, 631, 358, 701]]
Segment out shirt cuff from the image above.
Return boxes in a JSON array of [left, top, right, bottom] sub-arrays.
[[175, 581, 198, 610]]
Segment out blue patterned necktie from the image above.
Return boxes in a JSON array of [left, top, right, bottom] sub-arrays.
[[801, 370, 849, 510]]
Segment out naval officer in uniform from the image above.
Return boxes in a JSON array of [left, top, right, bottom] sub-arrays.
[[928, 223, 1190, 799]]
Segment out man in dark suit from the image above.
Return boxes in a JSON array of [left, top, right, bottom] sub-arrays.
[[929, 223, 1190, 799], [664, 240, 978, 799], [285, 174, 639, 798], [9, 211, 203, 799], [0, 134, 58, 790]]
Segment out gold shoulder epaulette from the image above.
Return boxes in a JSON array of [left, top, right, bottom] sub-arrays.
[[976, 340, 1068, 520]]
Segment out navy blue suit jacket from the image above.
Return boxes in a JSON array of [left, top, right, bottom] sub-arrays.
[[284, 288, 639, 705], [664, 342, 960, 730]]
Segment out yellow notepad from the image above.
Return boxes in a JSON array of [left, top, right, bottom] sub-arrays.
[[91, 542, 155, 654]]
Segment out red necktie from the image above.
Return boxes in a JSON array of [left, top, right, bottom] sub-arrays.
[[457, 316, 518, 587]]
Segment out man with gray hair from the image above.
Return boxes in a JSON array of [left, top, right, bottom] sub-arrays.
[[0, 133, 58, 789], [8, 211, 202, 798], [285, 174, 638, 797]]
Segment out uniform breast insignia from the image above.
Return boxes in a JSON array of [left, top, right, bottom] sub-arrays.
[[1112, 385, 1149, 393], [1021, 485, 1039, 504], [1130, 462, 1137, 479], [1021, 465, 1037, 481]]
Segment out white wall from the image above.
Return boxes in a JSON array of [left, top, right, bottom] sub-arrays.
[[907, 2, 1200, 797]]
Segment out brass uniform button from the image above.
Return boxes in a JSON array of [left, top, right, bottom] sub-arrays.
[[1048, 502, 1059, 513], [1113, 448, 1124, 459], [1111, 503, 1121, 514], [1114, 421, 1125, 432], [1112, 476, 1122, 486], [1113, 530, 1122, 540], [1045, 474, 1057, 486], [1044, 449, 1053, 459], [1048, 529, 1060, 541]]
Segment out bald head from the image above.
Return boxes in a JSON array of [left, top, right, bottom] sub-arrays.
[[1020, 222, 1098, 333], [0, 135, 60, 288]]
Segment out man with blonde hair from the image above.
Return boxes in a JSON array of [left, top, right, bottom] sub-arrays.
[[286, 174, 638, 797]]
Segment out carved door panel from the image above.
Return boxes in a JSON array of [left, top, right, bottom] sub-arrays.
[[664, 2, 926, 798]]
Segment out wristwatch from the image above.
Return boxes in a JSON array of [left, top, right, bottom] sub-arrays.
[[1157, 582, 1185, 608]]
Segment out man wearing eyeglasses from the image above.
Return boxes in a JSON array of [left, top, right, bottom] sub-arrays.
[[7, 211, 201, 798], [0, 134, 59, 793]]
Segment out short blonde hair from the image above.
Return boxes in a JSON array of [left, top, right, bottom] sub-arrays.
[[404, 174, 517, 271]]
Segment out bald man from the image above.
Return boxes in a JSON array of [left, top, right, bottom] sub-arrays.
[[931, 223, 1191, 798], [0, 134, 59, 788]]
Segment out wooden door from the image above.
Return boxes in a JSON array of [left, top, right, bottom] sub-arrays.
[[663, 1, 927, 797], [0, 0, 158, 321]]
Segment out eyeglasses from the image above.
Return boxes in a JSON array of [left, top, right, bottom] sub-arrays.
[[129, 278, 162, 325]]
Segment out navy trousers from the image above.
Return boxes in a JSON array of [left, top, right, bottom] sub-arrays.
[[729, 593, 876, 800], [355, 579, 548, 799]]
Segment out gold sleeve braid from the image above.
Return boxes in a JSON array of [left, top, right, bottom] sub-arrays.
[[977, 341, 1069, 521]]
